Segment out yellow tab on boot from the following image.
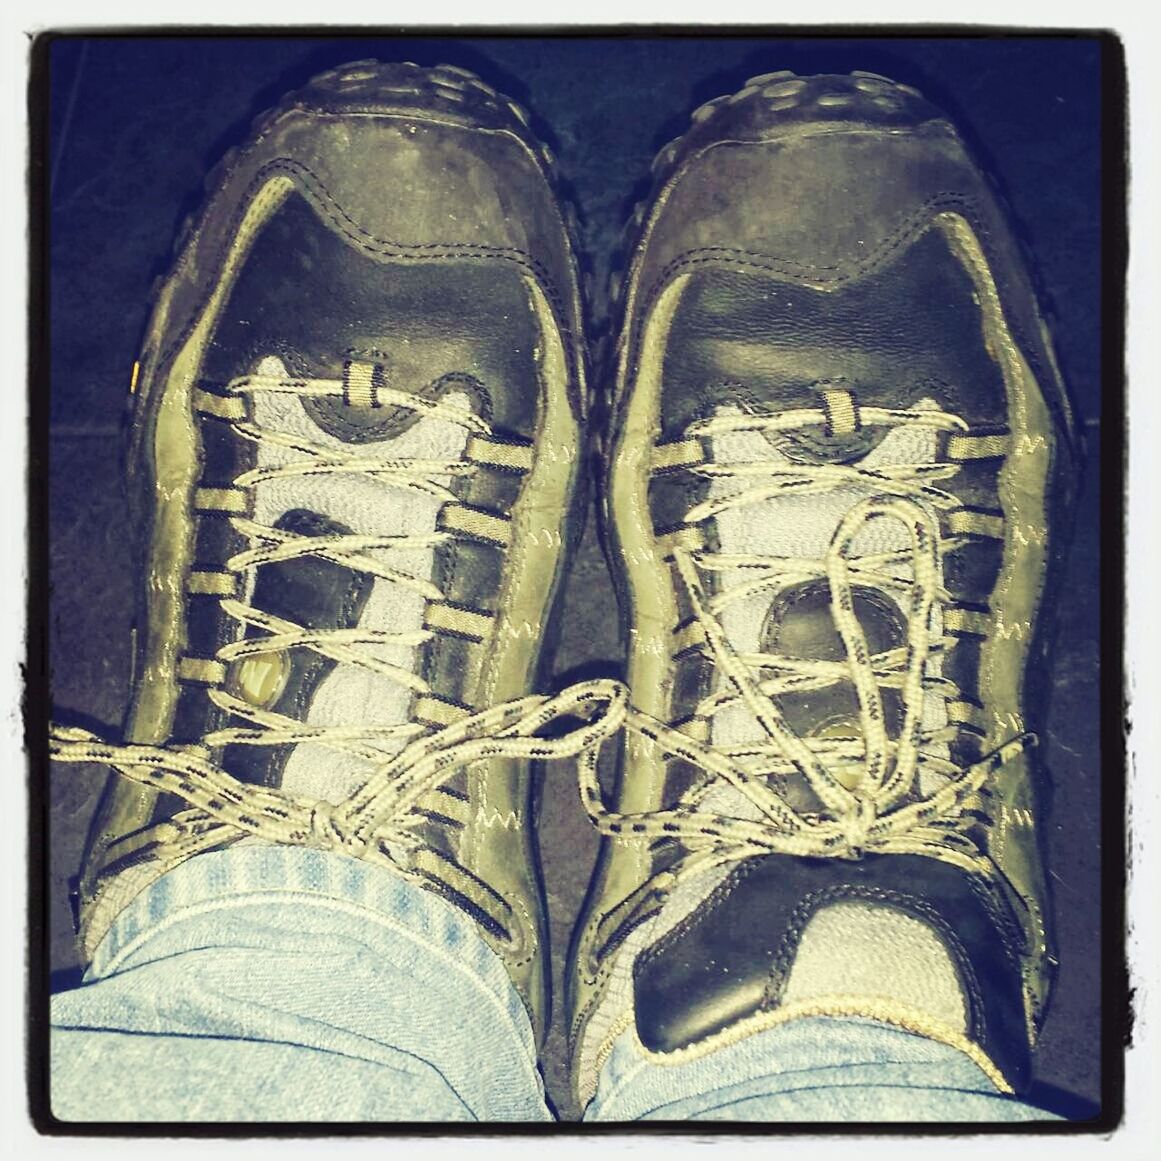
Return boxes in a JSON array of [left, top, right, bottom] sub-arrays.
[[821, 389, 860, 435], [424, 602, 493, 643]]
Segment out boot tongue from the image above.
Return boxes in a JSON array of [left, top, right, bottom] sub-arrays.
[[291, 339, 489, 444], [239, 354, 476, 806], [774, 417, 882, 465], [704, 399, 946, 811]]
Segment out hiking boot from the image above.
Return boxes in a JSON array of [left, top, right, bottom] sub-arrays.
[[570, 71, 1079, 1105], [49, 59, 622, 1042]]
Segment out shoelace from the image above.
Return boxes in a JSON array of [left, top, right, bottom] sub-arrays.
[[50, 368, 627, 885], [51, 680, 627, 868], [579, 399, 1032, 929]]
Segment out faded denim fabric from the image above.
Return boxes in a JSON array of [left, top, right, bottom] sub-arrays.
[[51, 846, 1059, 1124]]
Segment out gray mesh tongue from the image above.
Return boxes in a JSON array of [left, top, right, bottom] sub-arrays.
[[707, 400, 953, 804], [698, 399, 967, 1032], [782, 901, 968, 1033], [249, 355, 474, 804]]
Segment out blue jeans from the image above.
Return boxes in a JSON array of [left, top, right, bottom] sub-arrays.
[[50, 847, 1062, 1123]]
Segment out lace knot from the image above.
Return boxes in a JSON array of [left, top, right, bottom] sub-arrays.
[[839, 796, 878, 859], [307, 801, 369, 858]]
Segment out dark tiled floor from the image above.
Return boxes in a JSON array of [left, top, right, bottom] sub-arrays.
[[44, 34, 1106, 1120]]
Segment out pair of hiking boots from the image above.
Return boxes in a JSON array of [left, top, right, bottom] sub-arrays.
[[50, 60, 1078, 1107]]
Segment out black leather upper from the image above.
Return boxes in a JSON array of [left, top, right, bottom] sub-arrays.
[[163, 190, 550, 800], [633, 852, 1031, 1090], [204, 192, 543, 439], [629, 233, 1030, 1078], [617, 112, 1058, 1089], [654, 228, 1009, 443]]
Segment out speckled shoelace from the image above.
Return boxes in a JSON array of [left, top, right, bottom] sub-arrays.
[[578, 397, 1032, 900], [50, 367, 628, 926]]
